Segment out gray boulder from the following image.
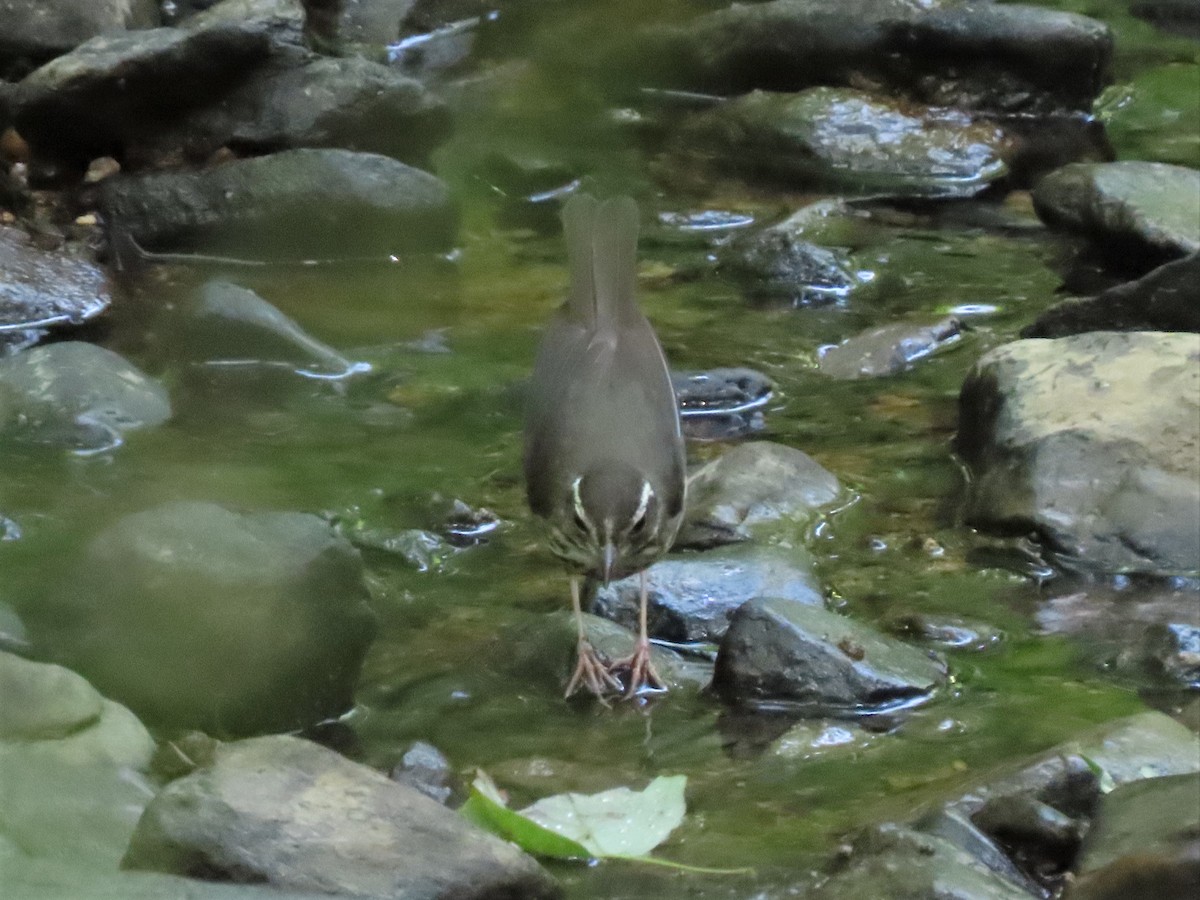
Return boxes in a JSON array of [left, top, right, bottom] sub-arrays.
[[592, 543, 823, 645], [0, 341, 171, 452], [0, 0, 160, 69], [0, 651, 156, 872], [812, 822, 1038, 900], [688, 87, 1008, 198], [123, 735, 562, 900], [100, 148, 456, 259], [143, 48, 451, 165], [1023, 251, 1200, 337], [818, 317, 964, 379], [1067, 774, 1200, 900], [678, 441, 842, 549], [944, 711, 1200, 820], [957, 332, 1200, 576], [11, 24, 271, 161], [642, 0, 1111, 113], [44, 501, 377, 735], [1032, 161, 1200, 263], [0, 224, 110, 338], [714, 596, 947, 711]]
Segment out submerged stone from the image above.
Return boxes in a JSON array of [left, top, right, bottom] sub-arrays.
[[0, 341, 170, 452], [43, 501, 378, 735], [678, 441, 842, 549], [957, 332, 1200, 576], [124, 735, 561, 899], [101, 148, 456, 260], [672, 367, 774, 441], [818, 317, 964, 379], [177, 279, 365, 379], [714, 596, 947, 712], [720, 222, 863, 305], [689, 87, 1008, 198]]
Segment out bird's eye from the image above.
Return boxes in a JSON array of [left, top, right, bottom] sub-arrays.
[[630, 512, 647, 535], [573, 510, 588, 532]]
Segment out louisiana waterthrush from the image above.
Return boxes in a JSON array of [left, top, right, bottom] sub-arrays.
[[524, 194, 686, 699]]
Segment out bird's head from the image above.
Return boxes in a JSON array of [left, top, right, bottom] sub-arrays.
[[546, 460, 666, 583]]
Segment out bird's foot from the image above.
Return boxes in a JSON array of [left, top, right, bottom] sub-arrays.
[[565, 639, 622, 701], [609, 637, 667, 699]]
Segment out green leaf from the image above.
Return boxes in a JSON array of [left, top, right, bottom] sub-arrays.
[[460, 771, 592, 860], [520, 774, 688, 858], [462, 771, 753, 876]]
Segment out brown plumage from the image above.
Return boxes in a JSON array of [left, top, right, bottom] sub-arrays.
[[523, 194, 685, 699]]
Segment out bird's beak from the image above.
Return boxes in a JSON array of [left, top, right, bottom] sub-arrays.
[[601, 541, 617, 585]]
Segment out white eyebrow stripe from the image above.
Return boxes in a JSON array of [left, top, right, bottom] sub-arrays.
[[571, 476, 595, 535], [631, 479, 653, 524]]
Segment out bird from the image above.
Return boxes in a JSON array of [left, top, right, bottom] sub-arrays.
[[523, 193, 686, 700]]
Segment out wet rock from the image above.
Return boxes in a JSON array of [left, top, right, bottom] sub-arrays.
[[0, 0, 160, 72], [714, 596, 947, 712], [185, 0, 305, 43], [916, 807, 1047, 896], [1141, 622, 1200, 688], [1023, 251, 1200, 337], [673, 367, 773, 441], [677, 441, 842, 550], [592, 543, 823, 646], [42, 501, 377, 735], [521, 612, 712, 694], [719, 220, 862, 306], [1032, 161, 1200, 266], [818, 317, 963, 379], [433, 497, 501, 547], [0, 341, 171, 452], [643, 0, 1112, 114], [689, 87, 1008, 199], [1067, 774, 1200, 900], [957, 332, 1200, 576], [391, 740, 455, 804], [973, 793, 1087, 879], [947, 711, 1200, 821], [101, 148, 456, 259], [176, 279, 366, 379], [11, 24, 272, 163], [124, 734, 561, 899], [921, 711, 1200, 894], [0, 224, 110, 338], [144, 47, 451, 166], [813, 822, 1038, 900]]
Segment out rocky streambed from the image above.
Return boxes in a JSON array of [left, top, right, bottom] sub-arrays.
[[1, 1, 1197, 899]]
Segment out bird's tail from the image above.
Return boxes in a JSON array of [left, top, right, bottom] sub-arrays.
[[562, 193, 639, 329]]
